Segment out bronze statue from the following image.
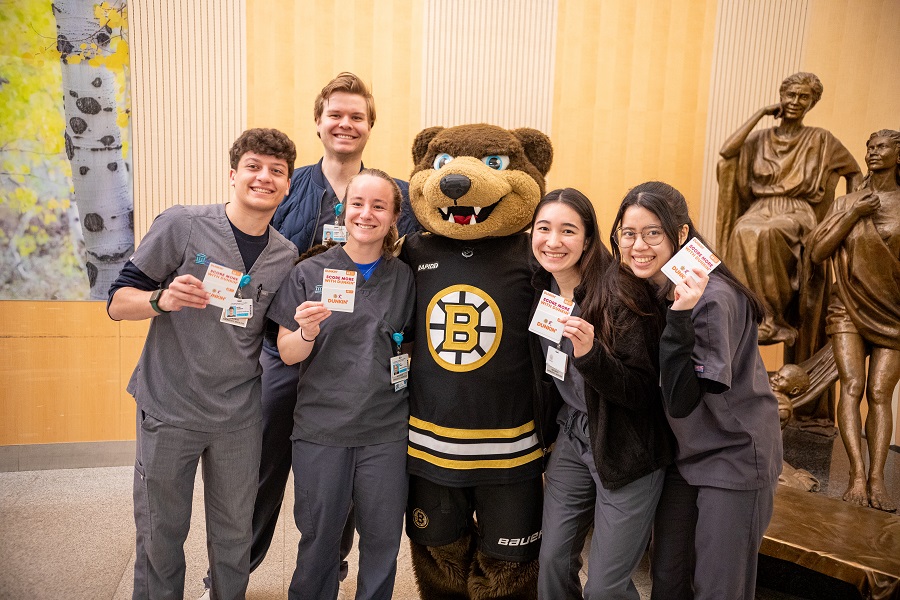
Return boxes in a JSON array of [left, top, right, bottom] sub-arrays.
[[716, 72, 862, 362], [807, 129, 900, 513], [770, 363, 810, 427], [769, 364, 820, 492]]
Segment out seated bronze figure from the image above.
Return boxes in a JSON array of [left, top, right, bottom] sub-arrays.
[[717, 73, 861, 360]]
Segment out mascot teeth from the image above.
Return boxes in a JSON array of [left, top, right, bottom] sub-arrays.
[[437, 205, 495, 225]]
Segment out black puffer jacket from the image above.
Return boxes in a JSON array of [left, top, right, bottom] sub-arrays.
[[529, 267, 675, 490]]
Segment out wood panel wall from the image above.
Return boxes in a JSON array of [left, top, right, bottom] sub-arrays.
[[549, 0, 718, 232], [129, 0, 247, 241], [244, 0, 424, 184], [421, 0, 558, 133], [0, 302, 145, 445]]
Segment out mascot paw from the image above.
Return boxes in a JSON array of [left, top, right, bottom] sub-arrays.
[[468, 552, 538, 600], [410, 535, 475, 600]]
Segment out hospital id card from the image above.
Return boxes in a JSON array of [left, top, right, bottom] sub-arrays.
[[201, 262, 242, 309], [322, 224, 347, 243], [322, 268, 357, 312], [528, 290, 574, 343], [228, 298, 253, 319], [390, 353, 409, 388], [546, 346, 568, 381], [662, 237, 721, 285], [220, 307, 248, 327]]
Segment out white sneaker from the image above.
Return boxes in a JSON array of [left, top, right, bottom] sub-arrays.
[[197, 590, 210, 600]]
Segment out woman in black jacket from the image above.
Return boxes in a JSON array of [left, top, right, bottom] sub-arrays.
[[529, 188, 674, 600], [610, 181, 781, 600]]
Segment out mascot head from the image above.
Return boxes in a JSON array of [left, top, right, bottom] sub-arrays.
[[410, 124, 553, 240]]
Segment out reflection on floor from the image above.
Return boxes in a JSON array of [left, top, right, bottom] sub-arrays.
[[0, 426, 894, 599]]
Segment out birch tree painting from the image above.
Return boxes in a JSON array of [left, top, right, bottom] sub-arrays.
[[54, 0, 133, 299]]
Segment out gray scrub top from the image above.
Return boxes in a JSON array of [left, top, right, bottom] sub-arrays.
[[667, 274, 783, 490], [127, 204, 297, 433], [268, 245, 415, 447], [538, 280, 587, 415]]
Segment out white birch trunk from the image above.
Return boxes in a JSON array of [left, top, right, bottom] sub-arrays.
[[54, 0, 133, 299]]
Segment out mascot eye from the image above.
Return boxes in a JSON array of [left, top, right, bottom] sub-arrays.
[[433, 153, 454, 169], [482, 155, 509, 170]]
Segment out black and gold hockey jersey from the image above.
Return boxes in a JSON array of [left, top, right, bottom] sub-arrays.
[[400, 232, 544, 486]]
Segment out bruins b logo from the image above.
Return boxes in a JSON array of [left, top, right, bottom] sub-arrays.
[[426, 284, 502, 372]]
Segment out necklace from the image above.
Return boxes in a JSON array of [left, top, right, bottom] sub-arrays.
[[359, 258, 381, 280]]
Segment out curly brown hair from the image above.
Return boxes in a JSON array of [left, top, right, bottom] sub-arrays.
[[229, 128, 297, 177]]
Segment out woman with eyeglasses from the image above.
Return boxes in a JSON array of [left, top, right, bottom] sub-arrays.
[[529, 189, 674, 599], [609, 181, 782, 600]]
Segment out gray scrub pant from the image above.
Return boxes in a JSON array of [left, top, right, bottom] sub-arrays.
[[251, 351, 354, 575], [133, 411, 261, 600], [289, 438, 409, 600], [538, 409, 664, 600], [649, 465, 776, 600], [203, 352, 354, 590]]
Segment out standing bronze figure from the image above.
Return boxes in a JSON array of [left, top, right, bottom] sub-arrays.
[[716, 72, 861, 360], [807, 129, 900, 512]]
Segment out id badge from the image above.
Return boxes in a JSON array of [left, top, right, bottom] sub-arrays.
[[546, 346, 567, 381], [220, 307, 249, 328], [390, 353, 410, 386], [323, 224, 347, 243], [228, 298, 253, 319]]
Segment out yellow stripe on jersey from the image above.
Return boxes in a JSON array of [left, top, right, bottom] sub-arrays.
[[408, 446, 545, 470], [409, 416, 536, 439]]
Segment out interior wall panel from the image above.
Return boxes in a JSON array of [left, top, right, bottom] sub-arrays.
[[698, 0, 809, 246], [0, 301, 145, 445], [245, 0, 423, 184], [420, 0, 558, 134], [129, 0, 247, 242], [550, 0, 719, 231]]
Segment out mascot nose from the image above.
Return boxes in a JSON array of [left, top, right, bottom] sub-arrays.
[[440, 174, 471, 200]]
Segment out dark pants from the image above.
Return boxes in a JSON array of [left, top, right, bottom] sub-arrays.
[[289, 439, 409, 600], [650, 465, 776, 600]]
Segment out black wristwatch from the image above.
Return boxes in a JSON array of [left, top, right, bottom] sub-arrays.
[[149, 289, 169, 314]]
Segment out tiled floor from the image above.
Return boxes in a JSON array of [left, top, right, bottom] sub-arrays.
[[1, 428, 895, 599]]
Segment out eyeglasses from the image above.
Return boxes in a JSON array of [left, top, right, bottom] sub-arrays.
[[614, 226, 666, 248]]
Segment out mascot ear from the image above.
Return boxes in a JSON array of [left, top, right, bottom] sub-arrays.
[[512, 128, 553, 177], [412, 127, 445, 166]]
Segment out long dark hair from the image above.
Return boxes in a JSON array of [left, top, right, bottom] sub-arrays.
[[608, 181, 765, 323], [531, 188, 625, 351]]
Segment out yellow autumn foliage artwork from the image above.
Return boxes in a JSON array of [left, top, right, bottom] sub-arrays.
[[0, 0, 132, 300]]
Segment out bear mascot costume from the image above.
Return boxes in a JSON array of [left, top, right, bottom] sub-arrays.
[[398, 124, 554, 599]]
